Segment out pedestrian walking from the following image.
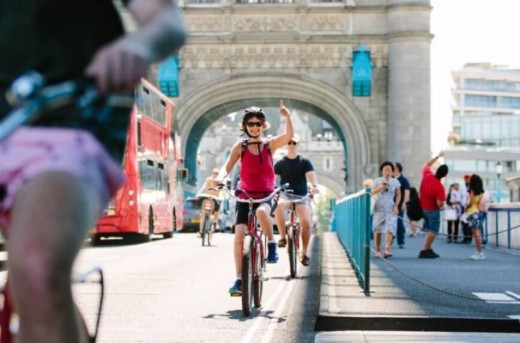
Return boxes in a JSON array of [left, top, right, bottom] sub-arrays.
[[372, 161, 400, 258], [394, 162, 410, 248]]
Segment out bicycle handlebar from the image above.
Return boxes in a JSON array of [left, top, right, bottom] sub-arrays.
[[0, 71, 133, 142], [281, 191, 314, 203], [211, 183, 289, 204]]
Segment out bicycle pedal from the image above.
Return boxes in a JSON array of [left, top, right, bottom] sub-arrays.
[[229, 292, 241, 297]]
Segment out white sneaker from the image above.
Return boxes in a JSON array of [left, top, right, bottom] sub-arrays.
[[470, 252, 486, 260]]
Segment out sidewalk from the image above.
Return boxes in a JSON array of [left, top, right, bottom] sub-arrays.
[[315, 232, 520, 342]]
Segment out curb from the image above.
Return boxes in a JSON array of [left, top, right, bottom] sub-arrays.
[[315, 315, 520, 333]]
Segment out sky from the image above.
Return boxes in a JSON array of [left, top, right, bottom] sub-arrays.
[[430, 0, 520, 152]]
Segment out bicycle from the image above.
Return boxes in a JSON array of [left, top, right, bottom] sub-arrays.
[[198, 195, 219, 247], [0, 71, 127, 342], [214, 183, 287, 316], [0, 266, 105, 343], [281, 192, 313, 278]]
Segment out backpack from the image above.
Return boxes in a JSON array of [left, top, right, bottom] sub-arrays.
[[241, 138, 271, 159], [406, 187, 424, 221]]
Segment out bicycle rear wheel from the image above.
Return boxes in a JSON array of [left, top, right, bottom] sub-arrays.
[[241, 236, 254, 316], [202, 213, 210, 246], [288, 225, 298, 278]]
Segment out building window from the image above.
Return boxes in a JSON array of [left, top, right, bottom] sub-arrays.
[[187, 0, 221, 3], [464, 95, 497, 108], [236, 0, 294, 3]]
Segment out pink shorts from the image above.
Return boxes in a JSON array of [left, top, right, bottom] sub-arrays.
[[0, 127, 124, 228]]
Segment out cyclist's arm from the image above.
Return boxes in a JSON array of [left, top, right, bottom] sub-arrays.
[[305, 170, 319, 193], [196, 177, 211, 198], [125, 0, 186, 62], [268, 100, 294, 152], [86, 0, 187, 93], [217, 141, 241, 181]]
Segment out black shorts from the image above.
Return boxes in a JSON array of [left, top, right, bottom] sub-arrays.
[[234, 198, 277, 226], [197, 197, 220, 212]]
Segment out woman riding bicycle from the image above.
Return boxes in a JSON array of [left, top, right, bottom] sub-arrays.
[[0, 1, 186, 341], [273, 134, 319, 267], [217, 100, 293, 295]]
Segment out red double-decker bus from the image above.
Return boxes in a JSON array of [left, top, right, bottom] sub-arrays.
[[92, 79, 184, 245]]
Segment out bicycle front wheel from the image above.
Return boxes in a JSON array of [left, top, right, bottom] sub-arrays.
[[288, 225, 298, 278], [253, 239, 264, 307], [241, 235, 254, 316]]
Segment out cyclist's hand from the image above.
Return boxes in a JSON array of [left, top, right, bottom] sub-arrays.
[[311, 185, 320, 194], [279, 99, 290, 118], [85, 39, 151, 94]]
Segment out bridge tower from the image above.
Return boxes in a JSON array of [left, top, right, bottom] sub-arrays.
[[167, 0, 433, 194]]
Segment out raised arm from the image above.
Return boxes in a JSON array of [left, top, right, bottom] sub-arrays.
[[426, 151, 444, 167], [268, 100, 294, 152]]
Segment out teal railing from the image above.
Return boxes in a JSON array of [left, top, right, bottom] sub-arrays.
[[331, 188, 371, 293]]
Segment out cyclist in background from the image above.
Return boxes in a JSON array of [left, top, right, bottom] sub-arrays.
[[0, 1, 186, 342], [196, 168, 222, 234], [217, 100, 293, 295], [274, 135, 319, 266]]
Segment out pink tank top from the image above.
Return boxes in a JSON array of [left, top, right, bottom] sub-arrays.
[[239, 141, 275, 199]]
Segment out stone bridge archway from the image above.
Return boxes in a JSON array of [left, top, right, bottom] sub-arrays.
[[177, 72, 371, 194]]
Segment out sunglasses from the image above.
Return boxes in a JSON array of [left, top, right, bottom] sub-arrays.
[[246, 121, 263, 128], [288, 141, 298, 146]]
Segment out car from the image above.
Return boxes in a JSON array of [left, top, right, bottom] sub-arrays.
[[182, 197, 201, 232]]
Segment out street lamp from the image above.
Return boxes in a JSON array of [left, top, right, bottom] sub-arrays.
[[496, 162, 503, 203]]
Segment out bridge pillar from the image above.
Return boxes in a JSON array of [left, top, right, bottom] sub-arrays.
[[387, 0, 433, 186]]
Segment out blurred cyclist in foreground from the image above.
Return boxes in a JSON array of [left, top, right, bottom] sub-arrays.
[[0, 1, 186, 341]]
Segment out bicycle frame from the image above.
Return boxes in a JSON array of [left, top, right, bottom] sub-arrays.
[[282, 192, 313, 278], [214, 183, 287, 316]]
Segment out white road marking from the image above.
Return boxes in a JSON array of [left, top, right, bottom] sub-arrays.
[[260, 279, 295, 343], [241, 275, 292, 343], [473, 292, 520, 304], [505, 291, 520, 300]]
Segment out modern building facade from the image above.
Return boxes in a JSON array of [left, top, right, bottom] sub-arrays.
[[444, 63, 520, 202]]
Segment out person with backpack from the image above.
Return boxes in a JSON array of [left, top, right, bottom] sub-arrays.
[[217, 100, 293, 295], [406, 187, 421, 237], [465, 174, 486, 260]]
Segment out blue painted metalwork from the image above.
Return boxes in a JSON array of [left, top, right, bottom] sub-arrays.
[[158, 55, 179, 97], [352, 43, 372, 97], [488, 207, 520, 249], [331, 188, 371, 293]]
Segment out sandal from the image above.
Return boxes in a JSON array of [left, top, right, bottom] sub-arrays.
[[375, 251, 382, 258], [301, 255, 310, 266]]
